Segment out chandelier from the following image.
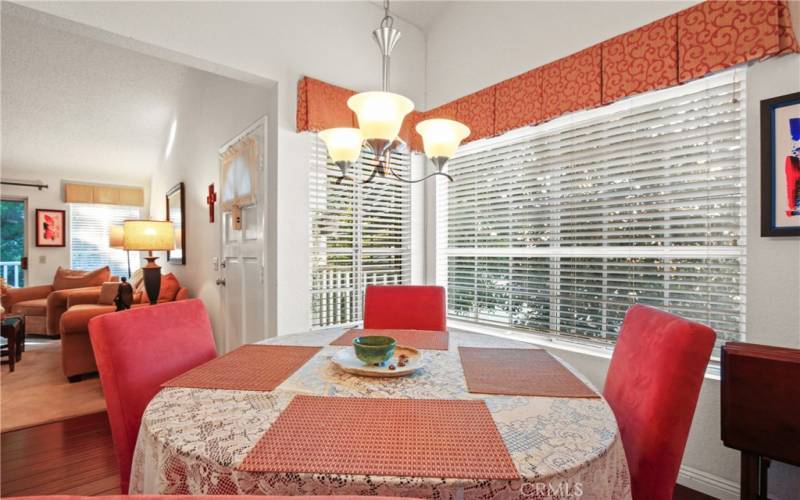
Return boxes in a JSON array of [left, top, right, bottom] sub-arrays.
[[318, 0, 470, 184]]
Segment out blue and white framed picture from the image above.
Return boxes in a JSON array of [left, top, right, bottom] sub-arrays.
[[761, 91, 800, 237]]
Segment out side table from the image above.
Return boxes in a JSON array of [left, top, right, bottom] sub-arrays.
[[1, 315, 25, 372]]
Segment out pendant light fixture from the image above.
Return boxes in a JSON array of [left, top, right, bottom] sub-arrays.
[[318, 0, 470, 184]]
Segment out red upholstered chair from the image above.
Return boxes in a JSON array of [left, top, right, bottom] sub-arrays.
[[88, 299, 217, 493], [363, 285, 446, 332], [604, 304, 715, 500]]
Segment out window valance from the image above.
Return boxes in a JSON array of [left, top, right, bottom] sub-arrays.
[[64, 182, 145, 207], [296, 0, 798, 151]]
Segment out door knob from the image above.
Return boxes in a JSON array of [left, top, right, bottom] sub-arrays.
[[216, 278, 226, 286]]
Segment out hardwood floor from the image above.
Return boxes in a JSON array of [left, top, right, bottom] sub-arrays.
[[1, 411, 717, 499], [0, 412, 120, 497]]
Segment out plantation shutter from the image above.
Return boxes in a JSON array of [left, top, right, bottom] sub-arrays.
[[437, 70, 746, 348], [310, 137, 412, 328]]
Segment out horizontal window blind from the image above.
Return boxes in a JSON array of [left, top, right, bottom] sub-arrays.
[[437, 71, 746, 348], [310, 137, 411, 328], [70, 203, 141, 278]]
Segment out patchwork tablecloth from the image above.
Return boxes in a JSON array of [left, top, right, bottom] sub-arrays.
[[130, 329, 631, 499]]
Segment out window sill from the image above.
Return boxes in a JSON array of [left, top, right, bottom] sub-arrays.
[[448, 319, 721, 381]]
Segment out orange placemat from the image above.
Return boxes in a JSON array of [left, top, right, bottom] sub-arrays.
[[237, 395, 520, 480], [331, 328, 449, 350], [458, 347, 600, 398], [162, 345, 321, 392]]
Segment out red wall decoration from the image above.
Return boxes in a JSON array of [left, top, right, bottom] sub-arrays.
[[297, 0, 799, 152]]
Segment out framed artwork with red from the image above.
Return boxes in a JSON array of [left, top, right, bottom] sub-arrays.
[[35, 209, 66, 247], [761, 92, 800, 237]]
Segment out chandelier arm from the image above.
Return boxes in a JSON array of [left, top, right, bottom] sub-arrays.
[[387, 166, 453, 184], [361, 166, 382, 184], [334, 174, 353, 185]]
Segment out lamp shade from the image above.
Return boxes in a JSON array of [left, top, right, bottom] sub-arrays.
[[347, 91, 414, 141], [109, 225, 124, 249], [123, 220, 174, 251], [319, 127, 364, 163], [415, 119, 471, 159]]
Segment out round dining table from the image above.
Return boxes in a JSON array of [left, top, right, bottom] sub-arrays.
[[130, 328, 632, 499]]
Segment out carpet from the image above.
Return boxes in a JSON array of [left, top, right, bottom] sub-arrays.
[[1, 340, 106, 432]]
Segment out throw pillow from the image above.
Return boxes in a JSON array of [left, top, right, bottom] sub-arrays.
[[53, 266, 111, 291], [97, 282, 121, 305], [137, 273, 181, 304]]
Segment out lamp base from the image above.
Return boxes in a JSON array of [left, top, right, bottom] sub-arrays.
[[142, 256, 162, 305]]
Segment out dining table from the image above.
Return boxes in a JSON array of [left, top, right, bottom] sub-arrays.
[[130, 328, 632, 499]]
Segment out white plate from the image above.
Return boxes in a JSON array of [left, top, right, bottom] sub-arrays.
[[331, 345, 423, 377]]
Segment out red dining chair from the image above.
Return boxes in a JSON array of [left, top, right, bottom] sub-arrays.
[[604, 304, 715, 500], [88, 299, 217, 493], [363, 285, 446, 332]]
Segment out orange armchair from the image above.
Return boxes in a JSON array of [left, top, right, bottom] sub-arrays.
[[1, 266, 113, 336]]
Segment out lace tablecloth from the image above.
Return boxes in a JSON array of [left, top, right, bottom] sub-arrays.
[[130, 329, 631, 499]]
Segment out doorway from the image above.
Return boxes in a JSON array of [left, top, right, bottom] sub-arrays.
[[1, 198, 27, 287], [218, 117, 268, 352]]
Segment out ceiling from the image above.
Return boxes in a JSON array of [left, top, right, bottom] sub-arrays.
[[372, 1, 451, 32], [1, 14, 191, 185]]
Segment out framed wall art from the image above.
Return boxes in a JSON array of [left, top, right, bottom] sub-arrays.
[[761, 91, 800, 237], [35, 209, 66, 247], [166, 182, 186, 264]]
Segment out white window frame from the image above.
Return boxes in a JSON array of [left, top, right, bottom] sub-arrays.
[[309, 138, 413, 328], [69, 203, 142, 278], [436, 69, 747, 350]]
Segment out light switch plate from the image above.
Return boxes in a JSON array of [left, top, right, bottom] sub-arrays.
[[38, 255, 46, 264]]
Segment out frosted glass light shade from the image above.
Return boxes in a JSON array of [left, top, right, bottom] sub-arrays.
[[123, 220, 174, 251], [347, 91, 414, 141], [416, 119, 471, 159], [109, 225, 124, 249], [319, 128, 363, 162]]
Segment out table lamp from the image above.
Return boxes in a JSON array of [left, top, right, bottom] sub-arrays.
[[123, 220, 174, 305], [108, 224, 132, 278]]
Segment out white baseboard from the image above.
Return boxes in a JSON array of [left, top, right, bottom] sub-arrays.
[[678, 465, 739, 500]]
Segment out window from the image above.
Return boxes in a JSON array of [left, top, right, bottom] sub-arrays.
[[310, 137, 412, 328], [437, 71, 746, 349], [70, 204, 141, 278]]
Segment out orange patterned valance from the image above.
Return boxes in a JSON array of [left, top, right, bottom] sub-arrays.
[[297, 0, 799, 151]]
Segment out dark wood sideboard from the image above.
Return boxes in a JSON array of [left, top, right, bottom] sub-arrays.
[[721, 342, 800, 500]]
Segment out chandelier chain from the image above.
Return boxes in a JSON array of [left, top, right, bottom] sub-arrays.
[[381, 0, 393, 28]]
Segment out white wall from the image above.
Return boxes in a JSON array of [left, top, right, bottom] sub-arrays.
[[146, 68, 272, 347], [16, 0, 428, 337], [0, 169, 149, 286]]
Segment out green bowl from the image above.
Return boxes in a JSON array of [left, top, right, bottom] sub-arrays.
[[353, 335, 396, 365]]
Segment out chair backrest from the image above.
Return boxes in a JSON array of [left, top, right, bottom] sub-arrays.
[[88, 298, 217, 492], [603, 304, 715, 500], [363, 285, 446, 331]]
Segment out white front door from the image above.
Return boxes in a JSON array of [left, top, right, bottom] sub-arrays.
[[218, 117, 267, 353]]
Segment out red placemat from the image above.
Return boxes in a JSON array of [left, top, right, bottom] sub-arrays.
[[459, 347, 600, 398], [331, 328, 449, 350], [162, 345, 321, 392], [237, 395, 520, 480]]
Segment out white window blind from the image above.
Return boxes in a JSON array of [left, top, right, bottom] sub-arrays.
[[310, 137, 412, 328], [70, 203, 141, 278], [437, 70, 746, 348]]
